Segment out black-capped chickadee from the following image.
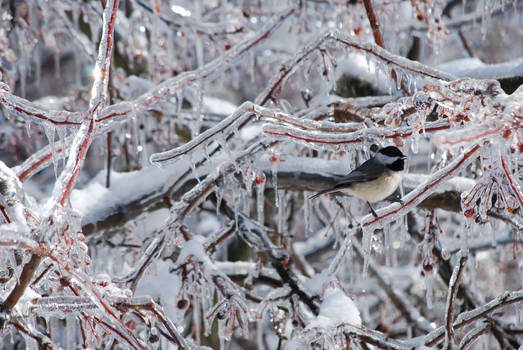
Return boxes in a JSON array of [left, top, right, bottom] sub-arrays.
[[310, 146, 406, 217]]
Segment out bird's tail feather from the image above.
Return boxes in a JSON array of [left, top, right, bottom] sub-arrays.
[[309, 188, 337, 199]]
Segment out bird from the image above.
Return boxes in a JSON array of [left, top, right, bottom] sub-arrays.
[[310, 146, 406, 218]]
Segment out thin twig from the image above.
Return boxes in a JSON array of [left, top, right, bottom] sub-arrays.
[[424, 290, 523, 346], [458, 321, 490, 350], [444, 253, 468, 350]]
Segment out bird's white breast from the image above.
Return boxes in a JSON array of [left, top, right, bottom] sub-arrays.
[[340, 171, 403, 203]]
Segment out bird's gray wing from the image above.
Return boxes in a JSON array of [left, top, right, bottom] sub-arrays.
[[333, 158, 385, 186], [310, 158, 385, 199]]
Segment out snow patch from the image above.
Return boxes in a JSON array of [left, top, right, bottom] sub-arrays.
[[307, 287, 361, 329]]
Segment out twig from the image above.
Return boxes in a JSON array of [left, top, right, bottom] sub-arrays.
[[457, 31, 475, 58], [106, 132, 112, 188], [362, 0, 407, 94], [341, 324, 415, 349], [444, 253, 468, 350], [500, 155, 523, 209], [49, 0, 118, 207], [458, 321, 490, 350], [424, 290, 523, 347], [362, 0, 385, 48], [1, 254, 42, 311]]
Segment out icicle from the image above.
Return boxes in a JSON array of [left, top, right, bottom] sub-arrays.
[[175, 90, 183, 117], [277, 189, 285, 235], [189, 153, 201, 184], [43, 124, 59, 179], [216, 187, 223, 216], [234, 183, 240, 232], [248, 51, 256, 83], [66, 315, 76, 349], [488, 221, 496, 248], [362, 227, 372, 276], [257, 320, 265, 350], [192, 83, 204, 137], [304, 192, 310, 237], [56, 126, 68, 169], [425, 274, 434, 309], [54, 51, 61, 79], [256, 174, 265, 224], [25, 120, 32, 137], [384, 222, 392, 266], [395, 69, 403, 92], [271, 154, 278, 208], [193, 295, 201, 345]]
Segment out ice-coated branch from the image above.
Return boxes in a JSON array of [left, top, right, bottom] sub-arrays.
[[458, 321, 490, 350], [444, 253, 468, 350], [264, 120, 451, 147], [0, 161, 35, 225], [95, 3, 298, 124], [111, 296, 188, 350], [135, 0, 245, 37], [341, 324, 414, 349], [0, 85, 83, 126], [424, 290, 523, 347], [0, 254, 42, 312], [89, 0, 118, 110], [500, 154, 523, 209], [48, 0, 118, 208], [9, 318, 53, 349], [150, 102, 364, 165], [257, 30, 454, 105], [211, 196, 320, 315]]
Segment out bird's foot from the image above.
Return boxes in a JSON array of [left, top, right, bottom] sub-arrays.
[[367, 201, 379, 219]]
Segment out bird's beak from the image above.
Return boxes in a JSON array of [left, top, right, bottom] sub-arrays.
[[401, 155, 407, 159]]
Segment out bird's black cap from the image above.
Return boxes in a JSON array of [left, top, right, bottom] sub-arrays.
[[379, 146, 406, 159]]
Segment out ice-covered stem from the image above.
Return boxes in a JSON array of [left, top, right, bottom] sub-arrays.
[[424, 290, 523, 347], [340, 324, 414, 349], [9, 318, 53, 349], [500, 155, 523, 209], [362, 0, 406, 94], [151, 102, 361, 164], [0, 161, 33, 225], [361, 144, 482, 228], [362, 0, 385, 48], [96, 3, 298, 125], [444, 253, 468, 350], [44, 259, 147, 349], [0, 87, 84, 125], [458, 321, 490, 350], [406, 2, 521, 32], [213, 196, 319, 315], [48, 0, 118, 207], [256, 30, 454, 105], [264, 120, 450, 145], [331, 31, 455, 80], [0, 254, 42, 312], [112, 296, 188, 349], [124, 235, 165, 292], [15, 142, 67, 181], [89, 0, 118, 109], [135, 0, 245, 37]]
